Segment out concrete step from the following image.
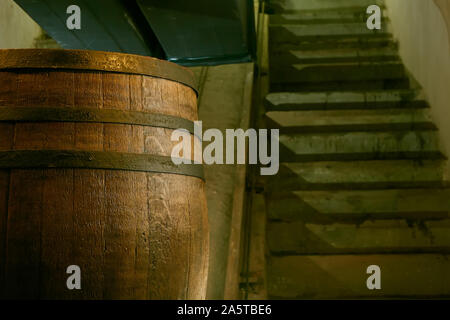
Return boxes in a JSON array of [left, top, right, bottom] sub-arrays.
[[270, 11, 387, 25], [267, 0, 384, 14], [272, 35, 396, 52], [268, 220, 450, 255], [264, 90, 428, 111], [270, 23, 391, 45], [266, 188, 450, 223], [267, 254, 450, 299], [265, 108, 436, 133], [270, 47, 399, 66], [271, 78, 410, 93], [279, 130, 444, 162], [265, 90, 427, 111], [265, 160, 448, 191], [271, 62, 406, 85]]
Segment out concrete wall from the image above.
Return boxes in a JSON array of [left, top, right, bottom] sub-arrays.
[[0, 0, 43, 48], [385, 0, 450, 179], [435, 0, 450, 44], [190, 64, 254, 299]]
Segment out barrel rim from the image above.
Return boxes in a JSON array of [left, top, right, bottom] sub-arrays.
[[0, 49, 198, 95]]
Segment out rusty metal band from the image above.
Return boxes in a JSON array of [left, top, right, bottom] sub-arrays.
[[0, 49, 198, 94], [0, 106, 195, 134], [0, 150, 204, 180]]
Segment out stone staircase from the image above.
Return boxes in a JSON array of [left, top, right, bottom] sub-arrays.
[[262, 0, 450, 299]]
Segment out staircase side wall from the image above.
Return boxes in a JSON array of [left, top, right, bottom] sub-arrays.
[[385, 0, 450, 179], [190, 63, 255, 299]]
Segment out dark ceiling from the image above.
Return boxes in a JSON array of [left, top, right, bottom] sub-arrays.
[[14, 0, 256, 66]]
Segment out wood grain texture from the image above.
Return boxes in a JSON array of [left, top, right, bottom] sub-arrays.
[[0, 51, 208, 300]]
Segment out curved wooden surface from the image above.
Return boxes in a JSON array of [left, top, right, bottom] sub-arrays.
[[0, 49, 209, 300], [0, 49, 198, 94]]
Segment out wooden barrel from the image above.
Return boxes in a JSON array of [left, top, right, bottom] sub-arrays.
[[0, 49, 208, 299]]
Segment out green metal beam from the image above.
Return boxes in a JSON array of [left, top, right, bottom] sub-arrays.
[[137, 0, 256, 66], [14, 0, 161, 56]]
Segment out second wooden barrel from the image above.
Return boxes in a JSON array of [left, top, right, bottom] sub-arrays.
[[0, 49, 209, 299]]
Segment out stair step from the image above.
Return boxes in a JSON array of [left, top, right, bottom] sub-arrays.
[[265, 160, 447, 191], [268, 220, 450, 255], [265, 90, 426, 111], [273, 35, 396, 52], [270, 11, 387, 25], [268, 0, 384, 13], [268, 254, 450, 299], [266, 188, 450, 222], [266, 108, 435, 133], [271, 79, 410, 93], [271, 47, 399, 66], [279, 130, 444, 162], [270, 23, 390, 45], [271, 62, 405, 84], [270, 64, 405, 88]]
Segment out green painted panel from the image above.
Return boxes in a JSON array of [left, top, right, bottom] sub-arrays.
[[14, 0, 157, 56], [137, 0, 256, 66]]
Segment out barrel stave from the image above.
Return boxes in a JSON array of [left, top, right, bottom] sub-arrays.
[[0, 49, 208, 300]]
